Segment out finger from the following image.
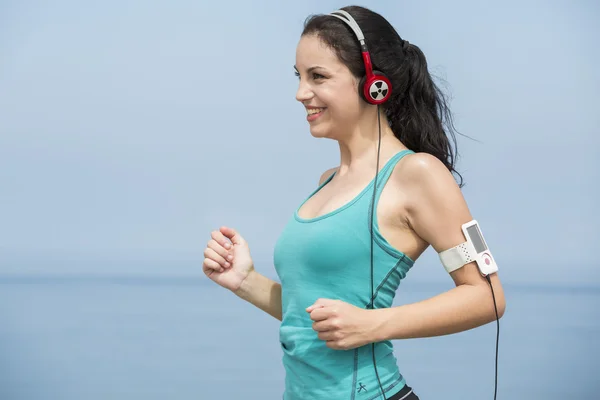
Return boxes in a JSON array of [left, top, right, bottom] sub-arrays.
[[317, 331, 333, 341], [220, 226, 243, 246], [203, 258, 224, 273], [306, 304, 320, 313], [211, 230, 232, 250], [326, 340, 347, 350], [317, 330, 340, 341], [207, 239, 233, 263], [312, 319, 335, 332], [308, 307, 330, 322], [204, 247, 230, 268]]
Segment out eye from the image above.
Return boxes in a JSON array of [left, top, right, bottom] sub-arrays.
[[293, 70, 326, 80]]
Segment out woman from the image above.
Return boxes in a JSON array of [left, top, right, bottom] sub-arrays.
[[202, 5, 506, 400]]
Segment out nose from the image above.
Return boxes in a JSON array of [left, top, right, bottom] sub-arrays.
[[295, 79, 313, 103]]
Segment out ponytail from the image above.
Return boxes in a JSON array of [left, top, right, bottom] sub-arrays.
[[384, 42, 463, 187]]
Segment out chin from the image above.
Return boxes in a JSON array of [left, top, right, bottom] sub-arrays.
[[308, 120, 335, 138], [308, 126, 332, 139]]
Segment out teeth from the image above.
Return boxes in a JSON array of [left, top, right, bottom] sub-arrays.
[[307, 108, 325, 115]]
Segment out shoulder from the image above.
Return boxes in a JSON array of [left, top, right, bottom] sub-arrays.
[[395, 152, 463, 209], [398, 152, 455, 185], [318, 167, 338, 185]]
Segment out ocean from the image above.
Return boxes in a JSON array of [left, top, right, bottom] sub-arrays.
[[0, 273, 597, 399]]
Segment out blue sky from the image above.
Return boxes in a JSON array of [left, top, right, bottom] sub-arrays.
[[0, 0, 598, 286]]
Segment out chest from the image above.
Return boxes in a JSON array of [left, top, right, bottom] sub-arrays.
[[274, 212, 369, 279], [297, 174, 406, 230]]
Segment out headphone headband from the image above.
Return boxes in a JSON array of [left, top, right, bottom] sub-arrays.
[[328, 9, 374, 77], [327, 9, 391, 105], [328, 10, 366, 49]]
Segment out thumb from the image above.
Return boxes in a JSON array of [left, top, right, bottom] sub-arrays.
[[306, 298, 333, 312], [220, 226, 244, 245]]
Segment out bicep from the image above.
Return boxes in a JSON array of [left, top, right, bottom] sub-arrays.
[[403, 154, 487, 287]]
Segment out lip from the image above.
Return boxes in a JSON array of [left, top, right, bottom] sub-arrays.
[[306, 107, 326, 122]]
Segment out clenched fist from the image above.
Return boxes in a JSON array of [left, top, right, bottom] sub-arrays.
[[203, 226, 255, 292]]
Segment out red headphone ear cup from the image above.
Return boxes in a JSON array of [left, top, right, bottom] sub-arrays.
[[360, 70, 392, 105]]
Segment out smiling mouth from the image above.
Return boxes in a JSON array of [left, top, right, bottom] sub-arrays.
[[307, 107, 326, 116]]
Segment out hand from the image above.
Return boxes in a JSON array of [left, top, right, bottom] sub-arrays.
[[202, 226, 254, 292], [306, 298, 382, 350]]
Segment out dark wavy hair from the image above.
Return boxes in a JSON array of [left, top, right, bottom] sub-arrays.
[[302, 5, 464, 186]]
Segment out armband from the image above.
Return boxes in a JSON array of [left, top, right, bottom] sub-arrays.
[[438, 220, 498, 276]]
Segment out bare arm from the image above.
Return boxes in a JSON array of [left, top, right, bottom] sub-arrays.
[[233, 270, 282, 321], [372, 153, 506, 341]]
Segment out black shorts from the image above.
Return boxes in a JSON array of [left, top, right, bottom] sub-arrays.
[[388, 384, 420, 400]]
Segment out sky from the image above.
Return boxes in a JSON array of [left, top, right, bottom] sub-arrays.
[[0, 0, 598, 286]]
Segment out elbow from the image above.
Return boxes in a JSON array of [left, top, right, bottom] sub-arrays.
[[496, 298, 506, 319], [485, 275, 506, 320], [476, 280, 506, 321], [491, 290, 506, 320]]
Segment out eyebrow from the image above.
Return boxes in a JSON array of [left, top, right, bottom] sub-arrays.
[[293, 65, 327, 73]]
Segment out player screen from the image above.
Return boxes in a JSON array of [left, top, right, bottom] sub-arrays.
[[466, 224, 487, 253]]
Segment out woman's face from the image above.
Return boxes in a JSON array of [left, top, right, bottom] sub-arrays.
[[294, 34, 365, 139]]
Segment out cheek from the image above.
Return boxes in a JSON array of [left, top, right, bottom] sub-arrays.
[[329, 91, 361, 120]]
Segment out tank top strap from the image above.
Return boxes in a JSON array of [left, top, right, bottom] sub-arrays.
[[373, 149, 414, 201], [298, 168, 336, 205]]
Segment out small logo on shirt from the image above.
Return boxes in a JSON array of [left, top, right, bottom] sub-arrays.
[[357, 383, 367, 393]]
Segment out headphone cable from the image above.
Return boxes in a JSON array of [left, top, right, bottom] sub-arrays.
[[370, 105, 386, 400], [485, 275, 500, 400]]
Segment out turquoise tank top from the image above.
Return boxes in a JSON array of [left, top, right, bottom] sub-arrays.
[[273, 149, 416, 400]]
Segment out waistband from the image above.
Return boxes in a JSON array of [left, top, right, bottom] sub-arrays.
[[388, 384, 419, 400]]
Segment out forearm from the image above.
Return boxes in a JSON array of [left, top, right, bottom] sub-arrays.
[[233, 270, 282, 321], [372, 280, 505, 341]]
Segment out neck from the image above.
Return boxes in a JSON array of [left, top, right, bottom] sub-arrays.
[[335, 108, 407, 177]]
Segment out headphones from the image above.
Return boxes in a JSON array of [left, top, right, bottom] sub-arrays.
[[328, 9, 392, 105]]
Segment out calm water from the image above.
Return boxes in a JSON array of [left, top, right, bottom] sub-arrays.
[[0, 274, 597, 399]]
